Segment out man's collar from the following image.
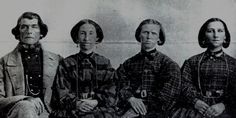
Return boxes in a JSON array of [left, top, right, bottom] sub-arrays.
[[18, 42, 41, 53]]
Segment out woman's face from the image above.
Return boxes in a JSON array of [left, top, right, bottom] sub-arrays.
[[78, 23, 98, 52], [139, 24, 160, 51], [205, 21, 226, 49]]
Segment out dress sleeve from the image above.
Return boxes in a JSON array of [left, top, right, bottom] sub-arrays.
[[116, 63, 134, 102], [158, 58, 181, 111], [50, 60, 77, 110], [94, 60, 119, 108], [181, 60, 199, 106], [0, 58, 5, 98], [223, 60, 236, 107]]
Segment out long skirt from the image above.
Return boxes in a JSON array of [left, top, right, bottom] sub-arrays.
[[170, 107, 232, 118], [49, 107, 120, 118]]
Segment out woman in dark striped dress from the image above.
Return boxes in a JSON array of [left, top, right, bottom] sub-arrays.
[[49, 19, 119, 118], [171, 18, 236, 118]]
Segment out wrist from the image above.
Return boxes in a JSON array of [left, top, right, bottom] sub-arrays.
[[128, 97, 135, 102], [193, 98, 199, 106]]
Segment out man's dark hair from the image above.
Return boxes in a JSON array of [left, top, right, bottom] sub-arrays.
[[12, 12, 48, 40]]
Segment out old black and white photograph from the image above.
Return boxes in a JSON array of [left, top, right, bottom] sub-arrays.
[[0, 0, 236, 118]]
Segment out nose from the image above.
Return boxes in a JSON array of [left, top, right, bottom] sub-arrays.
[[26, 27, 33, 34], [84, 34, 89, 41], [147, 32, 151, 39], [213, 31, 220, 38], [213, 31, 219, 38]]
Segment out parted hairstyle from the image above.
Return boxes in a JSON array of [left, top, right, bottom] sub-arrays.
[[70, 19, 104, 44], [135, 19, 165, 45], [198, 18, 230, 48], [11, 12, 48, 40]]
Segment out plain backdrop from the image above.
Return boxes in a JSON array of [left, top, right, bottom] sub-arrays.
[[1, 0, 236, 68]]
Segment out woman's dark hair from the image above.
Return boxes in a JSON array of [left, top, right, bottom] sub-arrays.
[[70, 19, 104, 44], [135, 19, 165, 45], [198, 18, 230, 48], [11, 12, 48, 40]]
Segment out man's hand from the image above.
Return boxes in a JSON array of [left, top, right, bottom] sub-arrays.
[[76, 99, 98, 112], [24, 97, 44, 114], [194, 99, 209, 114], [128, 97, 147, 115]]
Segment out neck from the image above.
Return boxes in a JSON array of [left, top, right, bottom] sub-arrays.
[[141, 47, 156, 52], [208, 47, 222, 53], [207, 48, 223, 57], [19, 42, 41, 49], [80, 49, 93, 54]]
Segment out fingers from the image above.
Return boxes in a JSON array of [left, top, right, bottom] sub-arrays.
[[199, 107, 206, 114], [133, 100, 146, 115], [79, 101, 94, 112], [195, 100, 210, 114], [129, 97, 147, 115], [139, 101, 147, 115], [28, 97, 45, 114], [210, 103, 225, 117], [204, 107, 216, 118]]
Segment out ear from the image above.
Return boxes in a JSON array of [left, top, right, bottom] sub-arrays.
[[223, 39, 226, 43], [16, 35, 20, 40], [40, 34, 43, 39], [96, 37, 99, 43]]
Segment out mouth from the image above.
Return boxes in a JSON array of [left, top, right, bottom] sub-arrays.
[[25, 36, 34, 39], [81, 42, 91, 44], [212, 39, 220, 42], [143, 42, 153, 44]]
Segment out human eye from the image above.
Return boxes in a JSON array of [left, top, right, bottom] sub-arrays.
[[141, 31, 148, 34], [151, 31, 158, 35], [32, 24, 39, 29], [218, 29, 224, 33], [20, 25, 27, 30], [80, 31, 85, 35], [89, 31, 94, 35], [206, 29, 213, 33]]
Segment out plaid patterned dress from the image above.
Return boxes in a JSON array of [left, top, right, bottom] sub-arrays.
[[171, 51, 236, 118], [117, 49, 181, 118], [50, 52, 119, 118]]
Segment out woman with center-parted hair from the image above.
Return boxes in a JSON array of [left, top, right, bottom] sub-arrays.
[[49, 19, 119, 118], [171, 18, 236, 118], [116, 19, 181, 118]]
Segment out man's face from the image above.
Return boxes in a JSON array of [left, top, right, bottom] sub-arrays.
[[19, 18, 41, 45], [78, 23, 98, 52], [139, 24, 160, 51]]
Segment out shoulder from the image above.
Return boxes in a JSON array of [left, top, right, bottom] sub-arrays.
[[43, 50, 63, 61], [0, 48, 18, 63], [121, 53, 141, 66], [93, 53, 111, 64], [155, 51, 180, 67], [60, 54, 77, 67], [181, 52, 205, 70], [224, 53, 236, 65], [184, 52, 204, 63]]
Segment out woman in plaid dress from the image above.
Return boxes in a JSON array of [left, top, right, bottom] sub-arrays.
[[116, 19, 181, 118], [171, 18, 236, 118], [50, 19, 119, 118]]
